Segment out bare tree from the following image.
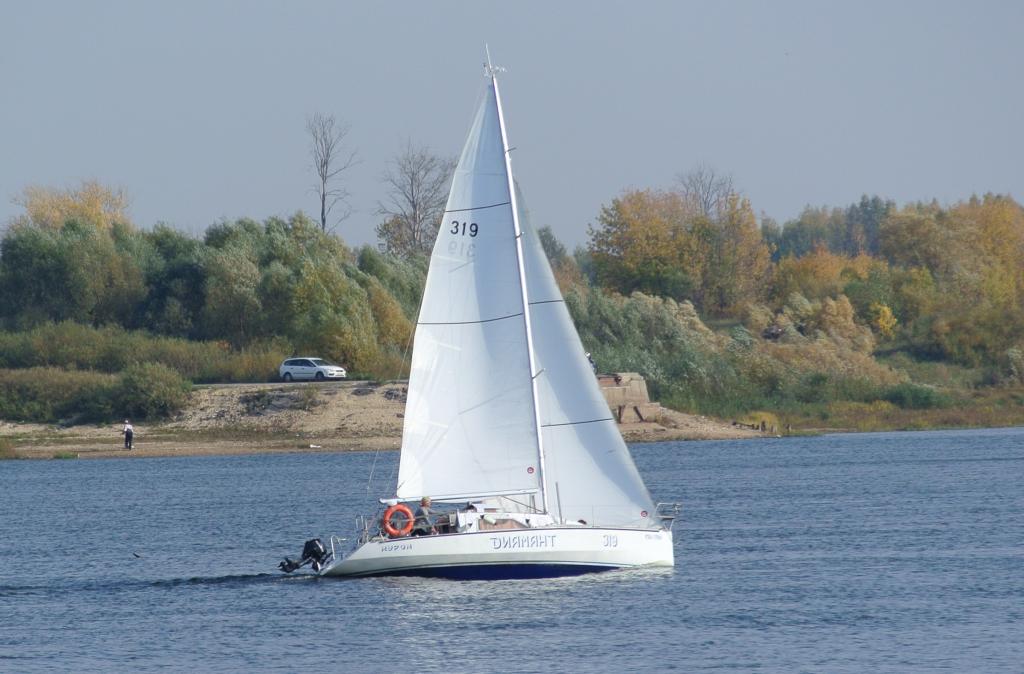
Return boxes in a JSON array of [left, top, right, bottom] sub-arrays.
[[307, 113, 358, 232], [676, 163, 736, 219], [375, 140, 456, 256]]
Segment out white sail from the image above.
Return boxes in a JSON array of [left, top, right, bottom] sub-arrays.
[[396, 83, 542, 501], [516, 187, 660, 528]]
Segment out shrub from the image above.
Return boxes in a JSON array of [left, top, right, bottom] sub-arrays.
[[881, 382, 950, 409], [0, 367, 118, 423], [296, 386, 320, 411], [115, 362, 192, 420]]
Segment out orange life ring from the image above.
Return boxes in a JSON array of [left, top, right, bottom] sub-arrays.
[[382, 503, 414, 538]]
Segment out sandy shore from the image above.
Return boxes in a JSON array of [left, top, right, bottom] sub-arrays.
[[1, 381, 763, 460]]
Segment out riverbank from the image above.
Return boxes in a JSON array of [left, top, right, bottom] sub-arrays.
[[0, 380, 764, 460]]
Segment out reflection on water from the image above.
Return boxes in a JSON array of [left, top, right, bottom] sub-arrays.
[[383, 565, 675, 621]]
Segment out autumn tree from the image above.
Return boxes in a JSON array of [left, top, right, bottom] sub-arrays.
[[873, 195, 1024, 364], [376, 140, 455, 256], [878, 203, 951, 273], [588, 189, 701, 301], [675, 166, 772, 313], [701, 194, 773, 314], [0, 182, 147, 328], [869, 302, 898, 339], [774, 246, 870, 303], [11, 180, 131, 232], [588, 183, 771, 315], [307, 113, 358, 233], [954, 194, 1024, 310]]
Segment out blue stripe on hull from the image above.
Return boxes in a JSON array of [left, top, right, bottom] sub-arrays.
[[356, 563, 617, 580]]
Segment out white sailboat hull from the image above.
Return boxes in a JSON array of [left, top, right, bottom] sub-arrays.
[[321, 527, 674, 579]]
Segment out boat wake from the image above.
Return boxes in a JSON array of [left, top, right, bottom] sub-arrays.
[[151, 572, 294, 588], [0, 572, 311, 597]]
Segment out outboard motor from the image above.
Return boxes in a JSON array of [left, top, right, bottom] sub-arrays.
[[278, 538, 332, 573]]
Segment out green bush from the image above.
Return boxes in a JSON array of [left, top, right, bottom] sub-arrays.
[[881, 382, 950, 409], [0, 364, 191, 423], [0, 367, 118, 422], [115, 362, 192, 420]]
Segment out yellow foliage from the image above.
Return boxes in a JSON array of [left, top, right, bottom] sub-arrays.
[[366, 279, 412, 350], [845, 253, 875, 280], [952, 194, 1024, 308], [774, 246, 852, 301], [878, 206, 949, 272], [870, 302, 898, 339], [708, 195, 773, 312], [589, 189, 697, 286], [880, 195, 1024, 309], [12, 180, 131, 231]]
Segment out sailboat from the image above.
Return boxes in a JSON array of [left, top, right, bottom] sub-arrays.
[[309, 56, 676, 579]]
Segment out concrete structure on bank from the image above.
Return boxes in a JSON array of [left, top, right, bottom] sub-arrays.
[[597, 372, 663, 424]]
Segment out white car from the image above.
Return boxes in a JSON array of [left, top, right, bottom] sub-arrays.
[[279, 357, 347, 382]]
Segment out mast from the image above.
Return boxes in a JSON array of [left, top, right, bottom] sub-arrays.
[[486, 50, 549, 514]]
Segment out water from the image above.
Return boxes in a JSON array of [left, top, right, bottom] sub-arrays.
[[2, 428, 1022, 673]]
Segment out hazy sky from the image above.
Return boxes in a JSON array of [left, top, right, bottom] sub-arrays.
[[2, 1, 1021, 249]]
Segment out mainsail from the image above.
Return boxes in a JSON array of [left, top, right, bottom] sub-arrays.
[[396, 81, 540, 501]]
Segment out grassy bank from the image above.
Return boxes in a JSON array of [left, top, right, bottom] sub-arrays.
[[0, 322, 287, 383], [773, 387, 1024, 433]]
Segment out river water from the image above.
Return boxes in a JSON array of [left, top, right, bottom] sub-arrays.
[[2, 427, 1022, 672]]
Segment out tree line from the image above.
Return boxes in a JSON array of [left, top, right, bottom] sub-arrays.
[[0, 182, 425, 378], [2, 166, 1022, 423], [579, 172, 1024, 372]]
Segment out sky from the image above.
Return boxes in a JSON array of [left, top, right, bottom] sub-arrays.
[[2, 1, 1021, 249]]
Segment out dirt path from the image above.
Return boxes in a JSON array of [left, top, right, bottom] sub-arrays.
[[2, 381, 763, 459]]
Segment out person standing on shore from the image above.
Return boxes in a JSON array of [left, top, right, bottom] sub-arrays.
[[122, 420, 134, 450]]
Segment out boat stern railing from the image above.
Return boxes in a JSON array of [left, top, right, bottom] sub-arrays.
[[656, 502, 681, 530], [329, 534, 348, 560], [328, 514, 374, 561]]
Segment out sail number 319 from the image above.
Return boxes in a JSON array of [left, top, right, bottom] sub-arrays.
[[450, 221, 478, 237]]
